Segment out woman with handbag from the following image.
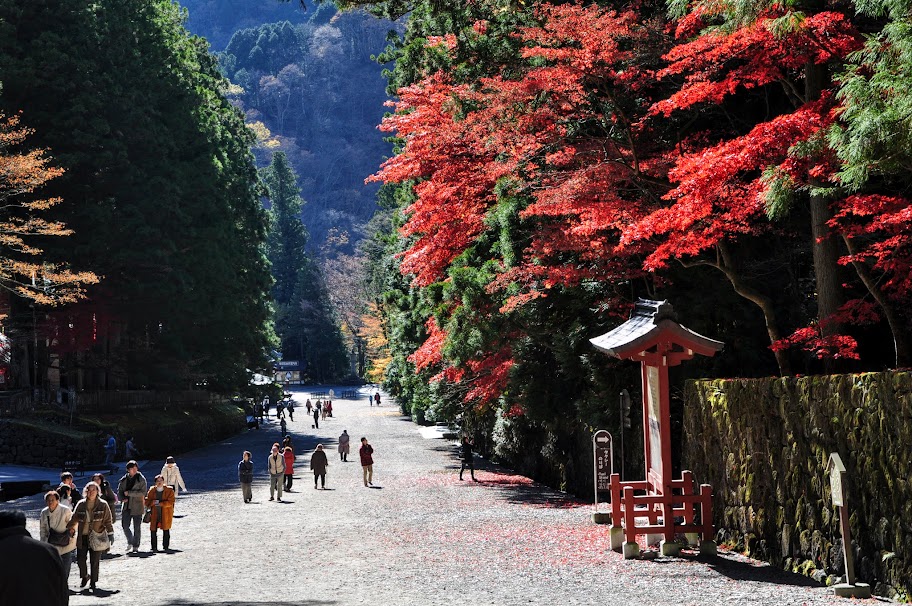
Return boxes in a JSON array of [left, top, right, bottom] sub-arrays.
[[39, 490, 77, 586], [144, 474, 175, 552], [69, 482, 114, 592]]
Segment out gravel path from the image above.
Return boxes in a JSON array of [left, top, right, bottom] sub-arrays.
[[6, 387, 866, 605]]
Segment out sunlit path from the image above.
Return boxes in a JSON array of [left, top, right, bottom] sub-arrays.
[[7, 387, 842, 606]]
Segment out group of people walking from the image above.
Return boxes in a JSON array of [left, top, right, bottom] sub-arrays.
[[239, 430, 376, 500], [13, 456, 191, 597]]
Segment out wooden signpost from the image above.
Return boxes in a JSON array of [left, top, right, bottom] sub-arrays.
[[592, 430, 613, 523], [827, 453, 871, 599]]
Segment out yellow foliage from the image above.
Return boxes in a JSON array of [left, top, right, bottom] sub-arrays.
[[246, 121, 281, 149]]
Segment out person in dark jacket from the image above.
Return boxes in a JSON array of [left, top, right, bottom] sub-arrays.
[[310, 444, 329, 489], [238, 451, 254, 503], [0, 510, 68, 605], [459, 437, 477, 481], [359, 437, 374, 486]]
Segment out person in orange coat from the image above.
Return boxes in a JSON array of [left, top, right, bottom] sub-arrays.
[[144, 475, 175, 552]]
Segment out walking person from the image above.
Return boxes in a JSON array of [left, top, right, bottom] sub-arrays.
[[276, 400, 285, 420], [102, 434, 116, 468], [325, 400, 333, 418], [238, 451, 254, 503], [254, 401, 264, 423], [125, 436, 139, 460], [161, 456, 189, 496], [374, 391, 381, 407], [338, 429, 350, 461], [310, 444, 328, 489], [360, 437, 374, 487], [39, 490, 77, 586], [267, 444, 285, 502], [0, 510, 69, 605], [91, 472, 118, 524], [459, 437, 477, 481], [283, 445, 295, 492], [58, 471, 78, 509], [312, 404, 320, 429], [280, 417, 288, 437], [305, 399, 312, 414], [287, 399, 294, 421], [145, 475, 175, 552], [70, 482, 115, 592], [116, 461, 147, 554]]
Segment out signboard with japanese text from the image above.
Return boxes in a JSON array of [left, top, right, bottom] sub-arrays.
[[593, 430, 613, 493]]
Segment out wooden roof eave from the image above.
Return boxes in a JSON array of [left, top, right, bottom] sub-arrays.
[[590, 319, 724, 361]]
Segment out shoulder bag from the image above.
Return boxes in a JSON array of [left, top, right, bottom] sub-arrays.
[[88, 530, 110, 552], [48, 528, 71, 546]]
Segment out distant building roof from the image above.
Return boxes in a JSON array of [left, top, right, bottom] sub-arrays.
[[590, 299, 723, 362]]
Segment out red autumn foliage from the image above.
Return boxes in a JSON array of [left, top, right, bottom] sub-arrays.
[[831, 194, 912, 299], [624, 97, 836, 269], [651, 8, 861, 117]]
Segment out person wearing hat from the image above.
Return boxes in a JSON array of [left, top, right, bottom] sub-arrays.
[[161, 456, 188, 496]]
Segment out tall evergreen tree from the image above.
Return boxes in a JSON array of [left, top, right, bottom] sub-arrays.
[[0, 0, 275, 390], [263, 152, 308, 305], [262, 151, 348, 381]]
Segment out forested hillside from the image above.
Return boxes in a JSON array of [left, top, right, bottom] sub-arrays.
[[180, 0, 395, 253]]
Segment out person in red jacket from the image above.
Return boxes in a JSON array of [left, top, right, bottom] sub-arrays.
[[282, 446, 295, 492], [359, 437, 374, 487]]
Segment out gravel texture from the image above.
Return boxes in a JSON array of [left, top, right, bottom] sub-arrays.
[[4, 388, 872, 605]]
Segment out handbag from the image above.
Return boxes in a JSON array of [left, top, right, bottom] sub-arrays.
[[47, 528, 71, 547], [88, 530, 110, 552], [142, 508, 151, 523]]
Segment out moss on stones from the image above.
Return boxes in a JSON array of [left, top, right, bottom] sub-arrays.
[[684, 371, 911, 601]]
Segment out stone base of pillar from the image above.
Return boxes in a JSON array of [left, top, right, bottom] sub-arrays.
[[623, 542, 640, 560], [699, 540, 717, 556], [610, 526, 624, 552], [660, 539, 680, 556], [833, 583, 870, 599]]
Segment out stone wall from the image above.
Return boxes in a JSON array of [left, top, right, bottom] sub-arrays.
[[684, 372, 912, 601], [0, 401, 246, 468], [0, 421, 96, 467]]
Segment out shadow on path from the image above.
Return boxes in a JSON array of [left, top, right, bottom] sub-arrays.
[[154, 601, 336, 606], [704, 555, 823, 588]]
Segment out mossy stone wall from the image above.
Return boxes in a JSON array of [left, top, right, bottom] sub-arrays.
[[684, 372, 911, 601]]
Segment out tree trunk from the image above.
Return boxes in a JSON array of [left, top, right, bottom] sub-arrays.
[[841, 234, 912, 367], [806, 61, 845, 371], [686, 244, 792, 375]]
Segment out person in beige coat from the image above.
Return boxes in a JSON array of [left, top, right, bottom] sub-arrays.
[[69, 482, 114, 592], [267, 444, 285, 502], [39, 491, 77, 585], [161, 456, 188, 495]]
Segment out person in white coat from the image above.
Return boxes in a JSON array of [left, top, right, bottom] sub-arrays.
[[160, 456, 188, 496], [39, 490, 77, 585]]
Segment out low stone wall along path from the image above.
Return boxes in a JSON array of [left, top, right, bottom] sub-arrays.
[[6, 387, 852, 605]]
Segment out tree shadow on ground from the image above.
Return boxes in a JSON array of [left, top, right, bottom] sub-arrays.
[[427, 443, 584, 508], [704, 554, 824, 587], [154, 601, 336, 606], [644, 551, 823, 588]]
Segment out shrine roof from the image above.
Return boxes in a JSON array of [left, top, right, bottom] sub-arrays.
[[589, 299, 724, 360]]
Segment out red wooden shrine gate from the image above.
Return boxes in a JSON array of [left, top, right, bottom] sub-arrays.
[[590, 299, 723, 558]]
